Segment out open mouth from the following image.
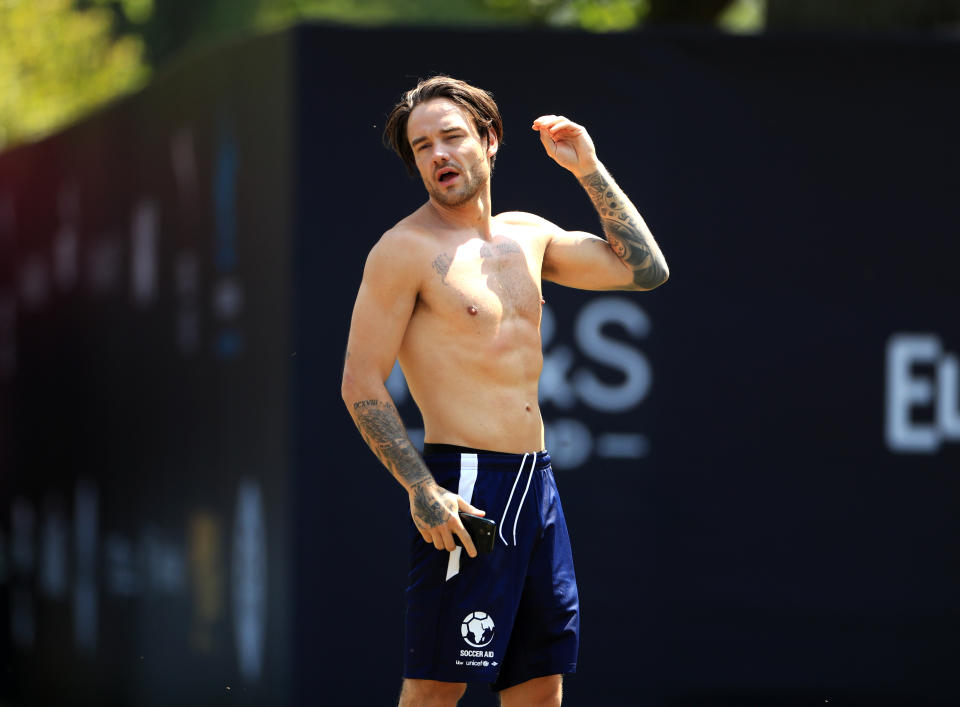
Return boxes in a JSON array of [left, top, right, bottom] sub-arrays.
[[437, 169, 459, 184]]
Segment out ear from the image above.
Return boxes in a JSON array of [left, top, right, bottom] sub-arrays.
[[485, 128, 499, 158]]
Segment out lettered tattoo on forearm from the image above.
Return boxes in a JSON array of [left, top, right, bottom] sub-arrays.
[[579, 170, 668, 290], [351, 399, 432, 488]]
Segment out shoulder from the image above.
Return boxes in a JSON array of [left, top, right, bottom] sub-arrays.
[[495, 211, 565, 250], [368, 217, 431, 265], [495, 210, 562, 232], [361, 216, 438, 291]]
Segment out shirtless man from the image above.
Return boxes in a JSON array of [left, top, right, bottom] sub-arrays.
[[341, 76, 668, 707]]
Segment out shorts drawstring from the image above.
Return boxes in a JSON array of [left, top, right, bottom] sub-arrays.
[[499, 451, 536, 547]]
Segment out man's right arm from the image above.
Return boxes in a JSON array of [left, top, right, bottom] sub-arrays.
[[341, 232, 483, 555]]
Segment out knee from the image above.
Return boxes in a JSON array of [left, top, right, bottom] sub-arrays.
[[499, 675, 563, 707], [399, 678, 466, 707], [521, 685, 562, 707]]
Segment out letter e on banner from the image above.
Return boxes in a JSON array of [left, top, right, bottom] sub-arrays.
[[885, 333, 960, 454]]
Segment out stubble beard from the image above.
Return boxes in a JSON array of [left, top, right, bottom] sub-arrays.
[[427, 163, 489, 208]]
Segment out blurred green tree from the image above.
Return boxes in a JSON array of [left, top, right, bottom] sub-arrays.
[[254, 0, 749, 33], [7, 0, 960, 152], [122, 0, 261, 67], [0, 0, 148, 149], [0, 0, 766, 149], [0, 0, 767, 150]]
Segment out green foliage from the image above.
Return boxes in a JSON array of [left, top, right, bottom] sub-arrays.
[[254, 0, 653, 29], [89, 0, 154, 25], [136, 0, 262, 66], [0, 0, 148, 149], [565, 0, 651, 31], [255, 0, 520, 29], [254, 0, 758, 32], [0, 0, 764, 151], [718, 0, 766, 33]]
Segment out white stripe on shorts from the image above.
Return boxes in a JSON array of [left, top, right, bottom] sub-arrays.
[[445, 453, 478, 581]]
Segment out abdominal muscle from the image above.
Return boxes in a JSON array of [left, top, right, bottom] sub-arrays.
[[399, 316, 546, 454]]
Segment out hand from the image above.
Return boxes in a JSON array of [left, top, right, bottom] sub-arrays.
[[409, 481, 486, 558], [532, 115, 600, 178]]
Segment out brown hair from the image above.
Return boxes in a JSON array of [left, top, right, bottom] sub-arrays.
[[383, 76, 504, 176]]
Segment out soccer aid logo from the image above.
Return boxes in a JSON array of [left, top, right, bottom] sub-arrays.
[[461, 611, 495, 648]]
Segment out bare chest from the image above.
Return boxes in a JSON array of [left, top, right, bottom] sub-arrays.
[[424, 239, 543, 326]]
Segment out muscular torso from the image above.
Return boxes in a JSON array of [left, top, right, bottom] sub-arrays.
[[398, 213, 550, 453]]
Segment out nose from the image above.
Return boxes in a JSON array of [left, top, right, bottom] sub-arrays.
[[431, 142, 450, 164]]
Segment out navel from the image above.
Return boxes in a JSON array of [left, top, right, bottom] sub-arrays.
[[467, 305, 478, 316]]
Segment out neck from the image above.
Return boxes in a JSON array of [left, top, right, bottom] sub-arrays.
[[426, 183, 494, 238]]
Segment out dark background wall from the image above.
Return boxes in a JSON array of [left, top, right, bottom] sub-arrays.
[[2, 24, 959, 706], [0, 32, 295, 706], [294, 26, 960, 706]]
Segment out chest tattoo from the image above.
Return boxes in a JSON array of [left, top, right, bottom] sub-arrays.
[[431, 252, 452, 284]]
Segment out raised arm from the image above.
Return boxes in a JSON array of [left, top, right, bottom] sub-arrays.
[[534, 115, 669, 292], [341, 232, 483, 555]]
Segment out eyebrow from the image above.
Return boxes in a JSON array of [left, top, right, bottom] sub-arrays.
[[410, 126, 464, 148]]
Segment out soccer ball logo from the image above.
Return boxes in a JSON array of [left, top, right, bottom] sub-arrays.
[[461, 611, 495, 648]]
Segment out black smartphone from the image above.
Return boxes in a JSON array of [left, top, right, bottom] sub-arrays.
[[454, 512, 497, 555]]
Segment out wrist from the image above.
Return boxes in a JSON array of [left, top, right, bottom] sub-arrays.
[[573, 159, 604, 181], [407, 476, 435, 496]]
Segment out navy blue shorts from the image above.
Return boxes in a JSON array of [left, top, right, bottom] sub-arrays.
[[403, 445, 580, 691]]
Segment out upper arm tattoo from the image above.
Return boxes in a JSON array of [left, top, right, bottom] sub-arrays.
[[579, 170, 668, 290]]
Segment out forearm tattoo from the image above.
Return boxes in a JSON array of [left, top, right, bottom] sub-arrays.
[[351, 398, 446, 528], [579, 170, 668, 289], [352, 398, 430, 485]]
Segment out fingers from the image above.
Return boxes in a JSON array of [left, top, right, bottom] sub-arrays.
[[429, 516, 475, 555], [538, 127, 556, 156], [453, 498, 483, 558], [414, 515, 446, 550], [417, 522, 440, 549], [532, 115, 582, 139], [425, 527, 446, 552], [412, 488, 485, 555], [428, 515, 457, 552], [440, 526, 456, 553], [533, 114, 567, 130], [426, 523, 470, 555], [454, 520, 479, 559], [457, 497, 485, 517]]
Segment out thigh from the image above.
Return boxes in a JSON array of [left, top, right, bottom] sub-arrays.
[[498, 674, 562, 707], [405, 457, 531, 684], [494, 471, 580, 690]]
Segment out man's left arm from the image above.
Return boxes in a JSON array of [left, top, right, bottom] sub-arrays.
[[535, 114, 669, 292]]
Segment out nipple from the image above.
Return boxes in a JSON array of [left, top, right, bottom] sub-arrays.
[[468, 305, 478, 316], [525, 404, 532, 412], [540, 298, 546, 305]]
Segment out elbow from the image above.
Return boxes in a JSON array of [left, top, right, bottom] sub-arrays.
[[341, 367, 359, 408], [652, 263, 670, 289], [632, 260, 669, 291], [341, 364, 385, 409]]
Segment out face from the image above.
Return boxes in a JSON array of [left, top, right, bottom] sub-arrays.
[[407, 98, 498, 207]]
